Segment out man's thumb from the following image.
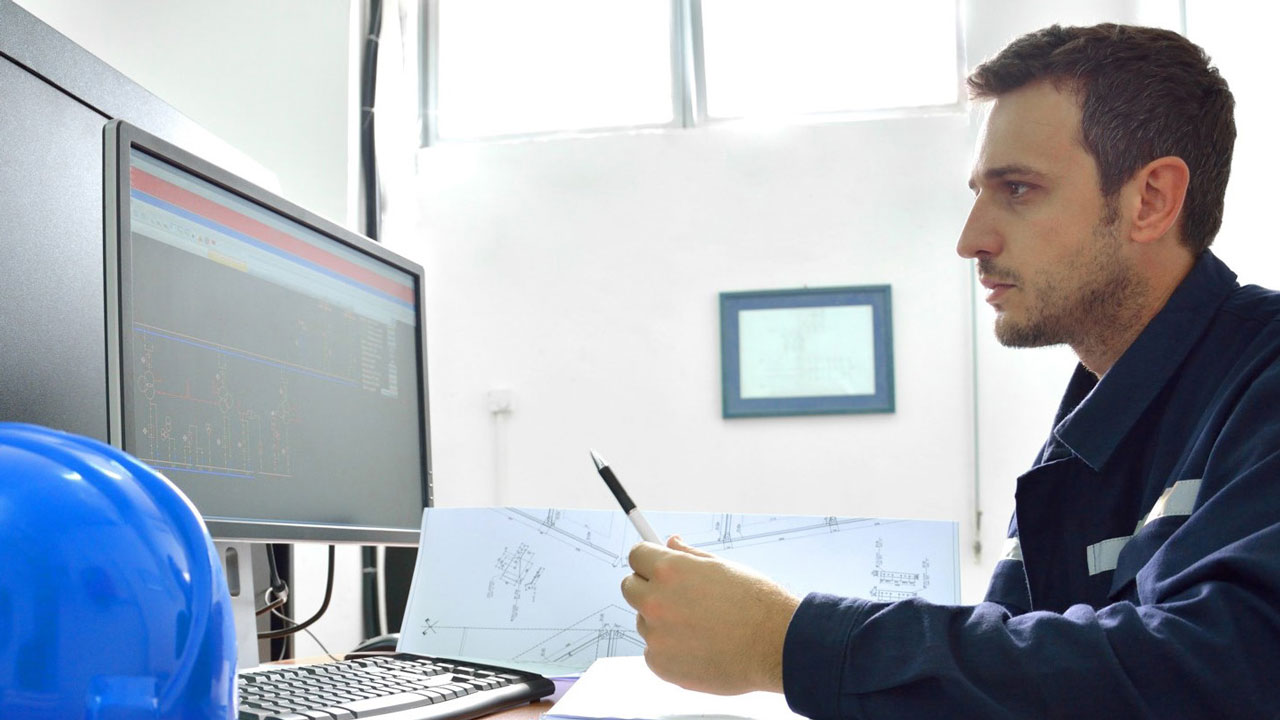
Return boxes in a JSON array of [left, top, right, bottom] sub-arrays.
[[668, 534, 715, 558]]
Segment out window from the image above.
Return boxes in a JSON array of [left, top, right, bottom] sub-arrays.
[[699, 0, 960, 119], [421, 0, 962, 143], [427, 0, 675, 141]]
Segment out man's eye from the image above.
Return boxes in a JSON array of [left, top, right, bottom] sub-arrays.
[[1007, 182, 1030, 198]]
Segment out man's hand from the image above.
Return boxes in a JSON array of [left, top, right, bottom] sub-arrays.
[[620, 535, 800, 695]]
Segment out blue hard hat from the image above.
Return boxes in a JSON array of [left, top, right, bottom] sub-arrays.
[[0, 422, 236, 719]]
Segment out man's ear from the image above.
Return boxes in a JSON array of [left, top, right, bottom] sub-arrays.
[[1128, 156, 1190, 245]]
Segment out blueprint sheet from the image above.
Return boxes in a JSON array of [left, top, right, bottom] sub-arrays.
[[398, 507, 959, 676]]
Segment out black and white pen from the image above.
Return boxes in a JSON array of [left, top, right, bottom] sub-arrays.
[[590, 449, 661, 544]]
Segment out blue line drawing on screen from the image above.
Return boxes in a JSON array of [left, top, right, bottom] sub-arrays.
[[399, 507, 959, 675]]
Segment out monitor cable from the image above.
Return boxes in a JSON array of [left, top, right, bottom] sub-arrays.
[[258, 544, 335, 640], [269, 604, 339, 663], [255, 543, 290, 617]]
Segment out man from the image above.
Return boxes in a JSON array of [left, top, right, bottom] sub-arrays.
[[621, 24, 1280, 718]]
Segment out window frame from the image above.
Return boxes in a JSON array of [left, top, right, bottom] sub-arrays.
[[419, 0, 966, 146]]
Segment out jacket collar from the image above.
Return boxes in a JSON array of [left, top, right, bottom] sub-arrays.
[[1050, 251, 1238, 471]]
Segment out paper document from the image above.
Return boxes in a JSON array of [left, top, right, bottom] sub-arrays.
[[399, 507, 958, 676], [547, 656, 803, 720]]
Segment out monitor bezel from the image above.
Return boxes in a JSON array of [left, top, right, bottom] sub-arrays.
[[104, 118, 430, 546]]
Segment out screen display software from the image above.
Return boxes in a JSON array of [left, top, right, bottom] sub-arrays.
[[117, 143, 426, 537]]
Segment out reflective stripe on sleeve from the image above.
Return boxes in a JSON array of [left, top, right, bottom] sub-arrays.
[[1085, 478, 1204, 576], [1001, 535, 1022, 562]]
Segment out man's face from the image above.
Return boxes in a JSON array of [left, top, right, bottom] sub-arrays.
[[958, 81, 1143, 351]]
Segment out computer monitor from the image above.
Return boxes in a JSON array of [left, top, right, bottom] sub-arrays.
[[103, 119, 431, 664]]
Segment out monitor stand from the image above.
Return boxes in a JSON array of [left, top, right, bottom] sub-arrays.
[[217, 541, 262, 669]]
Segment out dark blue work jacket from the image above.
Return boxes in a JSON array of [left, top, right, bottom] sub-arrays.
[[782, 251, 1280, 719]]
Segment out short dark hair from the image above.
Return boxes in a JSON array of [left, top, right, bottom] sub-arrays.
[[967, 24, 1235, 253]]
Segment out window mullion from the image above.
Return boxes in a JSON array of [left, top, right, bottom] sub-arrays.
[[420, 0, 440, 146], [951, 0, 967, 105], [671, 0, 706, 127], [688, 0, 707, 126], [671, 0, 695, 127]]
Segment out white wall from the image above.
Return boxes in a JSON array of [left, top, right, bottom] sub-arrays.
[[403, 117, 976, 526], [13, 0, 358, 225], [1185, 1, 1280, 290], [19, 0, 1280, 657]]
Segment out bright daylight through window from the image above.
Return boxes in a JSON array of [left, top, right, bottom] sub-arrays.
[[700, 0, 960, 119], [433, 0, 673, 140], [426, 0, 961, 142]]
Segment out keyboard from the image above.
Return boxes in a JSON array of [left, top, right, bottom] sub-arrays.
[[236, 653, 556, 720]]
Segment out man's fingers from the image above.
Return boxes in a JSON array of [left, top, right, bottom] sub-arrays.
[[669, 534, 715, 558], [620, 571, 650, 609], [628, 540, 667, 578]]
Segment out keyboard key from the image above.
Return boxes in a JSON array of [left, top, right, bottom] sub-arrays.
[[335, 692, 432, 717], [414, 688, 446, 703], [429, 685, 459, 701]]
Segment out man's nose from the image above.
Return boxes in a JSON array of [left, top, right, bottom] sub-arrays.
[[956, 198, 1001, 259]]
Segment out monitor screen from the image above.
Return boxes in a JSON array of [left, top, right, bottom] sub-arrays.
[[105, 120, 429, 544]]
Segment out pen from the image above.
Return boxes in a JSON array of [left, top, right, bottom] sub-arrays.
[[590, 449, 662, 544]]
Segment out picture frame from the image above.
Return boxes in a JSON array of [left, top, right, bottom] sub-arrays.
[[719, 285, 894, 418]]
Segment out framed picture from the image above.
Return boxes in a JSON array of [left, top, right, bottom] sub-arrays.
[[719, 285, 894, 418]]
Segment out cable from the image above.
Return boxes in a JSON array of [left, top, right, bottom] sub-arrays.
[[254, 543, 290, 616], [362, 546, 381, 640], [360, 0, 383, 242], [271, 605, 340, 663], [255, 594, 286, 617], [274, 624, 291, 663], [263, 543, 289, 596], [258, 544, 335, 640]]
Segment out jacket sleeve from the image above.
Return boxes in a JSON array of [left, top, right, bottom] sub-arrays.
[[781, 373, 1280, 719]]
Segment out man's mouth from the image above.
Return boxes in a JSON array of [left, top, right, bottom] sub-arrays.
[[979, 275, 1016, 304]]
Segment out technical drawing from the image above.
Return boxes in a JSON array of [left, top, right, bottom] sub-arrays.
[[487, 543, 545, 621], [413, 605, 641, 670], [869, 537, 932, 602], [500, 508, 633, 567], [399, 507, 959, 674], [679, 513, 882, 552], [413, 604, 643, 674], [513, 605, 642, 666]]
